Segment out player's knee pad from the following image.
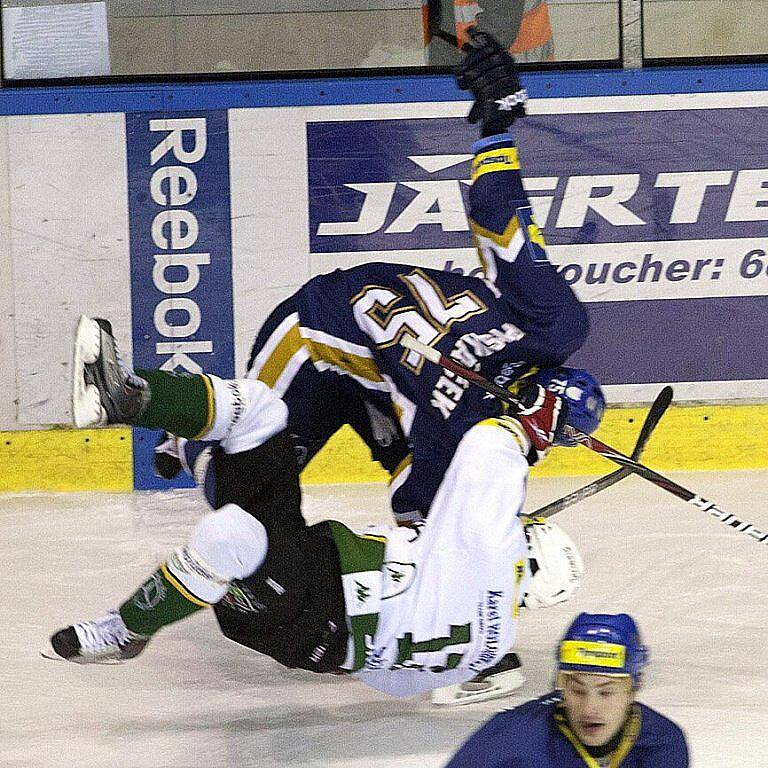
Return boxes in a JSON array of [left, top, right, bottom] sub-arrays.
[[204, 376, 288, 453], [191, 504, 269, 580], [522, 518, 583, 609], [166, 504, 269, 604]]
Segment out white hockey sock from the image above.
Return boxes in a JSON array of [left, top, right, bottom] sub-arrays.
[[201, 376, 288, 453]]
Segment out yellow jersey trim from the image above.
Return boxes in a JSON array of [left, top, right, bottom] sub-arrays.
[[257, 323, 304, 388], [305, 338, 384, 384], [471, 212, 522, 249], [554, 705, 642, 768], [390, 454, 413, 483], [191, 374, 216, 441], [471, 146, 521, 180], [160, 562, 211, 608]]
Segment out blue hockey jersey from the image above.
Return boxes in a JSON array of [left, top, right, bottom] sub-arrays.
[[293, 133, 588, 514], [445, 693, 689, 768]]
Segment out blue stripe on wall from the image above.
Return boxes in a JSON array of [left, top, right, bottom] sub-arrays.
[[125, 110, 235, 490], [0, 64, 767, 116]]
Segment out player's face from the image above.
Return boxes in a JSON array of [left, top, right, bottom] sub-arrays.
[[562, 673, 634, 747]]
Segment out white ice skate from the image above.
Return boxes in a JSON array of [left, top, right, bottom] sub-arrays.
[[72, 315, 149, 428], [44, 609, 149, 664], [431, 652, 525, 706]]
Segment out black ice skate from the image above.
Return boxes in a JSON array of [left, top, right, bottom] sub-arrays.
[[72, 315, 150, 428], [432, 652, 525, 706], [153, 432, 184, 479], [45, 609, 149, 664]]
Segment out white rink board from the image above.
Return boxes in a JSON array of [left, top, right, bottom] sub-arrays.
[[0, 117, 15, 427], [7, 113, 131, 426], [0, 87, 767, 429]]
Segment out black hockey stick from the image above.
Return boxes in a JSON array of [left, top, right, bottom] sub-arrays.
[[532, 386, 674, 519], [401, 335, 768, 547]]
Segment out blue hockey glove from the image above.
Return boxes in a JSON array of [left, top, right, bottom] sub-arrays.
[[456, 27, 527, 137]]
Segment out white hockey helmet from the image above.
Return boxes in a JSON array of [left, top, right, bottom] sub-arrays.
[[522, 518, 584, 609]]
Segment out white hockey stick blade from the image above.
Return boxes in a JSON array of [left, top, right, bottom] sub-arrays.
[[72, 315, 107, 428], [431, 667, 526, 706]]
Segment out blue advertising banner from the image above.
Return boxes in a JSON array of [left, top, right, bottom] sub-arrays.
[[307, 105, 768, 390], [126, 111, 234, 489]]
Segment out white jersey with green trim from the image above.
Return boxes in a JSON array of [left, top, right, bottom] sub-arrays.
[[336, 420, 531, 697]]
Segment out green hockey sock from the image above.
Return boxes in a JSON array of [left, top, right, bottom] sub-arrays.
[[134, 369, 213, 439], [119, 565, 208, 637]]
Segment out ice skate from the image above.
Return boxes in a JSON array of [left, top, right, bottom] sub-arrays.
[[432, 652, 525, 706], [45, 609, 149, 664], [72, 315, 149, 428]]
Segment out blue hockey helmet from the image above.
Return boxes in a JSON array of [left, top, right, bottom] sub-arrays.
[[529, 367, 605, 446], [557, 613, 649, 688]]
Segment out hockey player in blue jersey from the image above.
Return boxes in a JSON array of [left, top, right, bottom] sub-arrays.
[[146, 29, 602, 702], [155, 27, 596, 529], [50, 32, 604, 700], [445, 613, 689, 767]]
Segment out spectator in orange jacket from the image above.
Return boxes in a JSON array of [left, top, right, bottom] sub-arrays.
[[424, 0, 554, 64]]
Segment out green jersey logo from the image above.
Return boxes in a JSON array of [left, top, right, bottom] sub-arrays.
[[355, 580, 371, 604]]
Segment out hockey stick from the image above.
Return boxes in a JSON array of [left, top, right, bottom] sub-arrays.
[[401, 334, 768, 547], [532, 386, 674, 519]]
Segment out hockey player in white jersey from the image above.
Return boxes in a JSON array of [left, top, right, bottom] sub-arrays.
[[49, 32, 600, 698], [145, 28, 603, 702], [49, 316, 583, 698]]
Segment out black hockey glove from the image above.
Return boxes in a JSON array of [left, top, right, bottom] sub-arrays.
[[456, 27, 527, 137]]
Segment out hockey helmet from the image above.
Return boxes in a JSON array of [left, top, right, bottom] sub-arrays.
[[529, 367, 605, 446], [522, 518, 584, 609], [557, 613, 649, 688]]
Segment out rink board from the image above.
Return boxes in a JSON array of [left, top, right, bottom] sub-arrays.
[[0, 65, 767, 490]]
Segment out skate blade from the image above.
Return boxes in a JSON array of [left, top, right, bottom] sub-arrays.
[[431, 669, 525, 706], [72, 315, 107, 428], [40, 647, 122, 665]]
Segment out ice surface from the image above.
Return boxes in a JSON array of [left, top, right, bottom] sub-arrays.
[[2, 470, 767, 767]]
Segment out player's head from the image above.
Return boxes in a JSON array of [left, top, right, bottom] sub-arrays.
[[529, 367, 605, 446], [556, 613, 649, 747]]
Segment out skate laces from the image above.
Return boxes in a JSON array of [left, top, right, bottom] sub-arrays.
[[75, 610, 141, 657], [112, 339, 146, 391]]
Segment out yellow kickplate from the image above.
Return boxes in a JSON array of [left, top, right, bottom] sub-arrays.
[[533, 402, 768, 477], [303, 425, 390, 485], [0, 427, 133, 492], [2, 404, 767, 491], [303, 403, 768, 484]]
